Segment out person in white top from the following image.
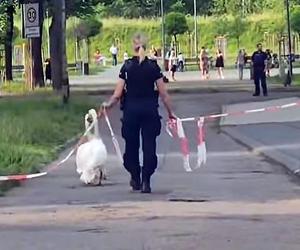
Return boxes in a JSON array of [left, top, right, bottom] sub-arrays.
[[177, 52, 184, 72], [110, 44, 118, 66], [168, 49, 177, 81]]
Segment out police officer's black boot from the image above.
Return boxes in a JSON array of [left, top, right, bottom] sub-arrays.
[[130, 175, 141, 191], [141, 176, 151, 194]]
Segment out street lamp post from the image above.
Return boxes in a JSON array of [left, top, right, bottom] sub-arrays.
[[194, 0, 197, 57], [161, 0, 165, 60], [286, 0, 293, 84]]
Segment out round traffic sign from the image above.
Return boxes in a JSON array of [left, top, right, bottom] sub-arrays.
[[27, 7, 37, 23]]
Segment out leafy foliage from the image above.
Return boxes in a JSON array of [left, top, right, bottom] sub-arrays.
[[74, 18, 102, 41], [291, 5, 300, 34], [165, 12, 188, 40]]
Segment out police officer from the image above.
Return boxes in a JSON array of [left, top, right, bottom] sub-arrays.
[[252, 43, 268, 96], [101, 34, 175, 193]]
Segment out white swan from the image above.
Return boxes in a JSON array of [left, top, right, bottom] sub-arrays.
[[76, 109, 108, 185]]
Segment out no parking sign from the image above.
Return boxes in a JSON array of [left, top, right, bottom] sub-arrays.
[[23, 3, 40, 38]]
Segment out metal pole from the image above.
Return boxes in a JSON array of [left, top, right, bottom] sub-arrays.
[[194, 0, 197, 57], [286, 0, 293, 80], [46, 10, 50, 59], [161, 0, 165, 60]]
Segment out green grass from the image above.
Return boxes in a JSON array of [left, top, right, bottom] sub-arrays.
[[0, 94, 100, 192], [68, 64, 111, 76], [64, 13, 288, 65], [12, 11, 295, 67], [269, 74, 300, 86]]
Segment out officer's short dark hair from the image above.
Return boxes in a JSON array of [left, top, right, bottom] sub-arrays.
[[257, 43, 262, 47]]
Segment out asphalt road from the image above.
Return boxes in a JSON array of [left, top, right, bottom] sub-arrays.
[[0, 91, 300, 250]]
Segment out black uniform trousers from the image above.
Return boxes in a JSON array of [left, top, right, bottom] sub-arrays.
[[253, 67, 267, 95], [121, 104, 161, 181]]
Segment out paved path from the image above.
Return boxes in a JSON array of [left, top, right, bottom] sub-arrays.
[[221, 96, 300, 175], [1, 92, 300, 249]]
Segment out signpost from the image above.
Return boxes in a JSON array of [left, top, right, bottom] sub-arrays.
[[22, 2, 40, 89]]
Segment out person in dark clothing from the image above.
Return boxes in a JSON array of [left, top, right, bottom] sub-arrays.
[[45, 58, 51, 85], [251, 43, 268, 96], [101, 34, 175, 193], [215, 49, 224, 79]]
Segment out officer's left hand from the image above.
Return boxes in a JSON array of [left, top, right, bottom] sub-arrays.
[[101, 101, 111, 109], [168, 112, 178, 120]]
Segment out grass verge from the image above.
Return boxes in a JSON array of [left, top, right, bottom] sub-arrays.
[[269, 74, 300, 86], [0, 94, 100, 193]]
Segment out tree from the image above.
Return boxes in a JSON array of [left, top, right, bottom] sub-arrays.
[[230, 15, 248, 49], [74, 18, 102, 63], [49, 0, 69, 103], [291, 5, 300, 35], [170, 0, 186, 13], [0, 0, 17, 81], [65, 0, 105, 18], [165, 12, 188, 45], [212, 15, 229, 36]]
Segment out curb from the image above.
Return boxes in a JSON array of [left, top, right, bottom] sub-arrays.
[[70, 85, 299, 96], [222, 127, 300, 178]]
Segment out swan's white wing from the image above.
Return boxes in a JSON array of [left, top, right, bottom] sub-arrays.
[[76, 138, 108, 183]]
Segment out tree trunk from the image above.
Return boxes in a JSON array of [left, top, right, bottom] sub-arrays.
[[237, 36, 240, 49], [50, 0, 62, 90], [61, 0, 69, 103], [5, 5, 14, 81], [32, 1, 45, 88], [174, 34, 178, 55], [50, 0, 69, 103]]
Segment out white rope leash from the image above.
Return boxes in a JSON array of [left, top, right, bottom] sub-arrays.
[[0, 116, 99, 182], [103, 109, 123, 164]]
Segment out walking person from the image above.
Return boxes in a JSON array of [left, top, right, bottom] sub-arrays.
[[110, 44, 118, 66], [199, 47, 209, 80], [215, 49, 224, 79], [101, 34, 175, 193], [236, 49, 246, 80], [45, 58, 52, 86], [266, 49, 272, 77], [252, 43, 268, 96], [177, 52, 185, 72], [168, 49, 177, 81]]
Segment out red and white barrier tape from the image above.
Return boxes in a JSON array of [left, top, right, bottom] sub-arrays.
[[180, 101, 300, 122], [0, 111, 122, 182], [167, 100, 300, 172], [196, 117, 207, 169]]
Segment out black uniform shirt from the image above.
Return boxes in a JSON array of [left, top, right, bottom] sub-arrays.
[[252, 51, 267, 69], [119, 57, 163, 103]]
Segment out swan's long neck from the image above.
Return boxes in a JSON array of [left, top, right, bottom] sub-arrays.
[[94, 120, 100, 138]]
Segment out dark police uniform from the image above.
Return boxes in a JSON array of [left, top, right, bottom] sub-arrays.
[[119, 56, 163, 183], [252, 50, 268, 96]]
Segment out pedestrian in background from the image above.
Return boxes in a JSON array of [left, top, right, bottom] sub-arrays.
[[45, 58, 52, 86], [199, 47, 209, 80], [266, 49, 272, 77], [215, 49, 224, 79], [168, 49, 177, 81], [110, 44, 118, 66], [252, 43, 268, 96], [101, 33, 175, 193], [177, 52, 185, 72], [236, 49, 246, 80]]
